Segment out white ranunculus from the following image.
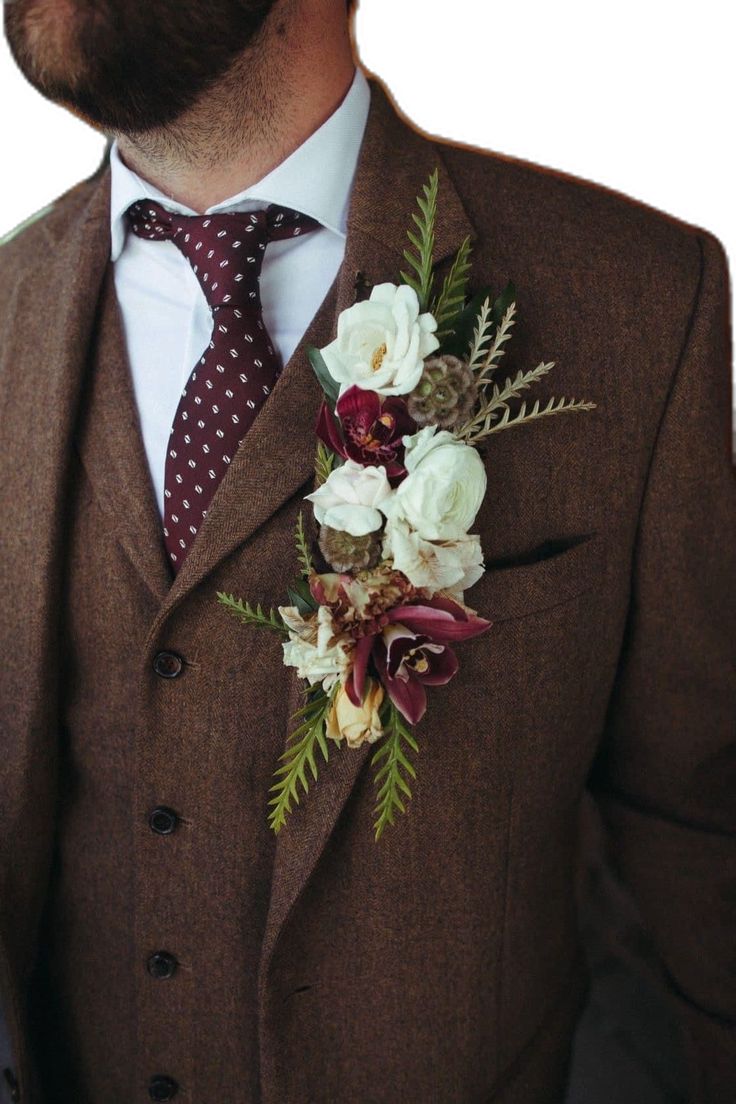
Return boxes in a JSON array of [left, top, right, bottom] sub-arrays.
[[320, 282, 439, 397], [279, 605, 351, 691], [305, 460, 392, 537], [383, 516, 485, 597], [383, 426, 487, 541]]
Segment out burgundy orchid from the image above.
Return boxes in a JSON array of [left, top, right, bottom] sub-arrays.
[[316, 385, 417, 480], [346, 596, 491, 725], [374, 627, 459, 725]]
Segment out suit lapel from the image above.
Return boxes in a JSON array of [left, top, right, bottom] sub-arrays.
[[1, 172, 112, 634], [255, 80, 477, 998]]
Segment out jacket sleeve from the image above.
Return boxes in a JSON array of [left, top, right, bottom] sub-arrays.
[[588, 228, 736, 1103]]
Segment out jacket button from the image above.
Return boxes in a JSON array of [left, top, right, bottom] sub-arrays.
[[148, 1075, 179, 1100], [147, 952, 178, 980], [2, 1068, 20, 1103], [153, 651, 184, 679], [148, 806, 179, 835]]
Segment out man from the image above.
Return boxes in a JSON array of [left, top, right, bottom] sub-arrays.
[[0, 0, 733, 1101]]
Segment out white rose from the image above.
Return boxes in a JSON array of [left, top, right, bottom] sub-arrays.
[[384, 426, 487, 541], [383, 516, 485, 597], [305, 460, 392, 537], [320, 282, 439, 397], [279, 605, 351, 691]]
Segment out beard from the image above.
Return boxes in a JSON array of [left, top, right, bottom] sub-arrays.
[[3, 0, 281, 134]]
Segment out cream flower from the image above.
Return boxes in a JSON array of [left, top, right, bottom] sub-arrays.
[[326, 679, 385, 749], [279, 604, 351, 691], [382, 515, 485, 597], [305, 460, 392, 536], [383, 426, 487, 541], [320, 283, 439, 397]]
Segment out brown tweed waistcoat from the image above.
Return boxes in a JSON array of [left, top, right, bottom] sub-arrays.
[[0, 78, 734, 1104]]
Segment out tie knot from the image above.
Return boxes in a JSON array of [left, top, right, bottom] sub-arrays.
[[125, 199, 320, 308]]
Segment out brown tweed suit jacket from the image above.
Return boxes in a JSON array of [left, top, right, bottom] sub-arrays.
[[0, 77, 734, 1103]]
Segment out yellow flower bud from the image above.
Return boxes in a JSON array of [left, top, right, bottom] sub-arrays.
[[326, 679, 385, 749]]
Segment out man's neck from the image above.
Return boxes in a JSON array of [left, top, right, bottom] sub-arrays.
[[113, 8, 356, 213]]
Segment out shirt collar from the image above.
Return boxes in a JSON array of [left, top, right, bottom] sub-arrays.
[[109, 66, 370, 262]]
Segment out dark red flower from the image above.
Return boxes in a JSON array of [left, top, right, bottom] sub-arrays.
[[346, 595, 491, 724], [316, 385, 416, 480], [373, 626, 459, 725]]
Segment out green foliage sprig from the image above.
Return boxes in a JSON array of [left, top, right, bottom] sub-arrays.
[[217, 593, 288, 635], [457, 360, 596, 443], [400, 169, 438, 311], [431, 236, 472, 341], [294, 511, 313, 578], [315, 441, 337, 487], [371, 702, 419, 841], [469, 300, 517, 381], [268, 684, 334, 834]]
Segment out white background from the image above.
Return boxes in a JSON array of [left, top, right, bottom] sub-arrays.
[[1, 0, 733, 302]]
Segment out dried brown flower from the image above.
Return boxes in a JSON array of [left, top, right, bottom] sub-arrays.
[[407, 354, 479, 430]]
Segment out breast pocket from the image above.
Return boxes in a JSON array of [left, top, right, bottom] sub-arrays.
[[475, 531, 607, 624]]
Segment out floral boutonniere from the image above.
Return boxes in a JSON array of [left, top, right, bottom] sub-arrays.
[[218, 170, 596, 840]]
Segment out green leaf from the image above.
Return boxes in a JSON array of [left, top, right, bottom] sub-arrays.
[[268, 686, 334, 833], [308, 345, 340, 408], [287, 577, 318, 615], [399, 169, 439, 312], [216, 593, 288, 634], [372, 702, 419, 841], [491, 280, 517, 326], [431, 236, 473, 341]]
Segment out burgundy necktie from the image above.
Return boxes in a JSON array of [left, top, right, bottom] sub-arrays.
[[126, 199, 320, 572]]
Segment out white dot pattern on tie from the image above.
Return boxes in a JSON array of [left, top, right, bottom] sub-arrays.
[[126, 199, 320, 571]]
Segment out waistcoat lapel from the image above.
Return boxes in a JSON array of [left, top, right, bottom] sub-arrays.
[[74, 262, 173, 603], [255, 81, 477, 1003]]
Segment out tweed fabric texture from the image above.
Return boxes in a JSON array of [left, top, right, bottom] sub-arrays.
[[25, 264, 317, 1101], [0, 79, 734, 1103]]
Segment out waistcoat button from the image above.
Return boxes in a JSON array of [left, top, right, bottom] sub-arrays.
[[153, 651, 184, 679], [147, 952, 178, 980], [149, 807, 180, 835], [148, 1075, 179, 1100]]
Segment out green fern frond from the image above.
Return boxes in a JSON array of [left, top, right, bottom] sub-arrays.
[[268, 686, 334, 833], [216, 593, 288, 634], [372, 702, 419, 840], [399, 169, 439, 311], [294, 511, 313, 578], [431, 236, 473, 340]]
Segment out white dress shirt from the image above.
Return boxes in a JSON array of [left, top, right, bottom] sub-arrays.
[[109, 67, 370, 519]]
